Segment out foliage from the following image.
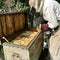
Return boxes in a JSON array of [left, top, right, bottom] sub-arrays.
[[0, 0, 30, 13], [0, 0, 4, 8]]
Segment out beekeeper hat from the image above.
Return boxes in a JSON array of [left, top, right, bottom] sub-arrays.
[[29, 0, 44, 12]]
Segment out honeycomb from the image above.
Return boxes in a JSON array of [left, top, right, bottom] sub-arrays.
[[11, 31, 39, 47]]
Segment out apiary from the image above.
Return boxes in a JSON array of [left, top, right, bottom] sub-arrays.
[[3, 29, 43, 60]]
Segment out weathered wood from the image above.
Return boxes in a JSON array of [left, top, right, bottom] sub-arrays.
[[0, 20, 2, 37], [19, 14, 25, 29], [3, 30, 43, 60], [0, 13, 26, 37], [18, 14, 25, 30], [13, 14, 26, 32], [13, 14, 20, 31], [6, 14, 14, 36], [0, 15, 7, 36]]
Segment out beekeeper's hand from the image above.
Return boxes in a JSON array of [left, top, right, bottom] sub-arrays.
[[39, 23, 48, 31]]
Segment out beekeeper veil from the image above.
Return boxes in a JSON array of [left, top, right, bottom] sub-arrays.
[[29, 0, 44, 14]]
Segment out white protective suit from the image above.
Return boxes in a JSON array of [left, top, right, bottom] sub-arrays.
[[41, 0, 60, 60], [43, 0, 60, 60], [43, 0, 60, 29], [29, 0, 60, 60]]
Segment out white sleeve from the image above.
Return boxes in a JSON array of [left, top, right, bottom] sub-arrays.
[[44, 6, 59, 29]]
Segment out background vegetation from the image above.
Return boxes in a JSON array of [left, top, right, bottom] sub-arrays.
[[0, 0, 30, 13]]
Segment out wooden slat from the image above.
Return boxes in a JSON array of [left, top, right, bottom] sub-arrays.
[[6, 14, 14, 36], [0, 15, 7, 36], [18, 14, 25, 29], [13, 14, 20, 31], [0, 20, 2, 37]]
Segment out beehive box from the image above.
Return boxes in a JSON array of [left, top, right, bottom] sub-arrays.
[[0, 12, 26, 37], [3, 30, 43, 60]]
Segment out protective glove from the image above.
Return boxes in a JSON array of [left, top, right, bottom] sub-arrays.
[[39, 23, 48, 31]]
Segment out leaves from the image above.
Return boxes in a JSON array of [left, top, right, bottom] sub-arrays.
[[0, 0, 30, 13], [0, 0, 4, 8]]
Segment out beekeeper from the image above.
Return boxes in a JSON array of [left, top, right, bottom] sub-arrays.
[[29, 0, 60, 60]]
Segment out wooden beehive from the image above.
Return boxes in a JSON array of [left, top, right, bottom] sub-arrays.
[[3, 30, 43, 60], [0, 12, 26, 37]]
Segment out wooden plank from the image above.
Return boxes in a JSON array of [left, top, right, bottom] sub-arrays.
[[18, 14, 25, 29], [6, 14, 14, 36], [0, 15, 7, 36], [13, 14, 20, 31], [0, 19, 2, 37]]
